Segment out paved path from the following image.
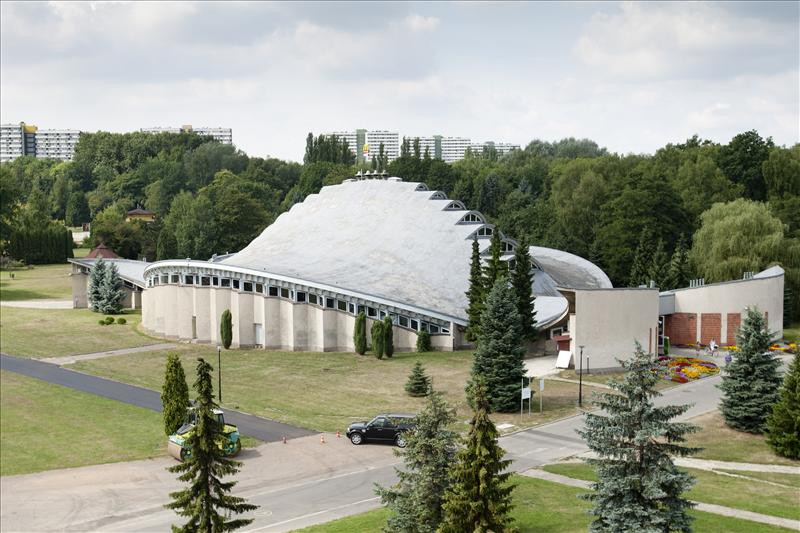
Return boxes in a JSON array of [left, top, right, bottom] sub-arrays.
[[0, 298, 72, 309], [521, 469, 800, 530], [41, 343, 177, 365], [0, 353, 313, 443], [674, 457, 800, 474]]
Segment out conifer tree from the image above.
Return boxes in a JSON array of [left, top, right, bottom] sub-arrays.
[[465, 236, 485, 342], [354, 312, 367, 355], [88, 258, 107, 312], [665, 234, 691, 290], [439, 377, 514, 532], [98, 261, 125, 314], [416, 330, 431, 353], [719, 307, 782, 433], [162, 353, 190, 435], [511, 239, 537, 342], [220, 310, 233, 350], [376, 388, 458, 533], [405, 361, 430, 397], [483, 229, 505, 291], [471, 279, 526, 412], [383, 316, 394, 358], [578, 344, 698, 533], [165, 358, 257, 531], [628, 228, 654, 287], [766, 350, 800, 459], [371, 320, 385, 359], [647, 238, 669, 288]]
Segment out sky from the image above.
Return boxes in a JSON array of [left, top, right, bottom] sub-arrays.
[[1, 1, 798, 162]]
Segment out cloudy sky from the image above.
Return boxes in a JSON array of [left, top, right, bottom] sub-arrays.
[[1, 1, 798, 161]]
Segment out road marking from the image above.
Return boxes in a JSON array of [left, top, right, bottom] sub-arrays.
[[242, 496, 380, 532], [517, 447, 547, 457]]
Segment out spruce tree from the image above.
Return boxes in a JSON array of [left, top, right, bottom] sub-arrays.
[[766, 350, 800, 459], [719, 307, 782, 433], [165, 358, 257, 531], [220, 310, 233, 350], [578, 344, 698, 533], [383, 316, 394, 358], [665, 234, 690, 290], [88, 258, 107, 312], [511, 239, 537, 342], [471, 279, 526, 412], [483, 229, 505, 291], [162, 353, 190, 436], [371, 320, 385, 359], [405, 361, 430, 397], [354, 312, 367, 355], [647, 238, 669, 288], [416, 330, 431, 353], [628, 228, 654, 287], [465, 236, 486, 343], [98, 261, 125, 314], [439, 377, 514, 532], [376, 388, 458, 533]]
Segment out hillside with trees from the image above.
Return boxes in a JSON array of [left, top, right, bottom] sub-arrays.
[[0, 130, 797, 321]]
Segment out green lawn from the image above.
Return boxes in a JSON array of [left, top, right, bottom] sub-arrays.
[[542, 462, 800, 521], [687, 411, 800, 466], [0, 263, 73, 301], [68, 344, 607, 433], [783, 323, 799, 344], [73, 247, 90, 258], [293, 475, 794, 533], [0, 307, 157, 358], [0, 370, 165, 476]]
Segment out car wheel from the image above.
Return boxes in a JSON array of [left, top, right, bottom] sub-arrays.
[[350, 432, 363, 445], [228, 439, 242, 456], [395, 434, 407, 448], [180, 448, 188, 462]]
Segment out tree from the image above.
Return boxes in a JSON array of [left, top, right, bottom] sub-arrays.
[[376, 388, 458, 533], [664, 234, 691, 290], [165, 358, 257, 531], [648, 238, 670, 288], [220, 310, 233, 349], [471, 279, 526, 412], [763, 146, 800, 237], [766, 350, 800, 459], [439, 377, 514, 532], [405, 361, 430, 397], [162, 353, 190, 436], [354, 312, 367, 355], [383, 316, 394, 358], [578, 344, 698, 533], [89, 260, 124, 314], [483, 229, 504, 291], [511, 239, 537, 342], [88, 258, 107, 311], [717, 130, 773, 201], [628, 228, 654, 287], [416, 330, 431, 353], [371, 320, 385, 359], [65, 191, 90, 226], [719, 307, 783, 433], [465, 236, 485, 342]]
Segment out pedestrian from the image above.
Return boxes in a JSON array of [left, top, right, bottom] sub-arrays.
[[724, 351, 732, 367]]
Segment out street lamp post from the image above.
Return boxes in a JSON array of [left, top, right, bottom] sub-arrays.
[[578, 345, 585, 407], [218, 346, 222, 403]]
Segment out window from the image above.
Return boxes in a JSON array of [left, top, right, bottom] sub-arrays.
[[460, 213, 483, 223], [550, 327, 564, 339], [325, 297, 335, 309], [420, 321, 429, 332], [280, 287, 289, 299], [430, 191, 447, 200], [501, 241, 515, 253], [255, 283, 263, 293], [477, 227, 493, 237], [296, 291, 306, 303], [349, 303, 355, 314], [444, 201, 466, 211], [399, 316, 409, 328], [367, 307, 377, 318], [160, 275, 169, 284], [171, 274, 180, 284], [337, 300, 348, 311], [309, 294, 318, 305], [184, 275, 194, 285], [441, 327, 450, 334], [269, 286, 278, 297], [415, 183, 429, 191], [429, 324, 440, 334], [212, 277, 219, 286], [410, 319, 419, 330], [201, 277, 210, 286], [379, 310, 387, 319], [357, 304, 366, 315], [232, 279, 240, 290], [243, 282, 253, 292], [221, 278, 231, 287]]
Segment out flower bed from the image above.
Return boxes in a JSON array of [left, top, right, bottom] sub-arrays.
[[659, 356, 720, 383]]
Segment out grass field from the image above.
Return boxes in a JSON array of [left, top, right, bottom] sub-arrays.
[[717, 469, 800, 488], [542, 462, 800, 521], [784, 323, 799, 343], [0, 263, 73, 301], [687, 411, 800, 466], [68, 344, 607, 433], [0, 370, 165, 476], [0, 307, 156, 358], [73, 247, 90, 258], [293, 474, 794, 533]]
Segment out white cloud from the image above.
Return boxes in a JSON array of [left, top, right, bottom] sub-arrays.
[[404, 14, 440, 32]]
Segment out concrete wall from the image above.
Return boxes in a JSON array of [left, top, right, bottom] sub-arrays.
[[141, 285, 458, 353], [571, 288, 660, 371], [665, 274, 784, 345]]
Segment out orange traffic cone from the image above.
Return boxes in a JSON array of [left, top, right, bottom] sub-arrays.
[[336, 430, 341, 439], [320, 434, 326, 444]]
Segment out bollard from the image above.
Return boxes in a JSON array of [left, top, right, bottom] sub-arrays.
[[282, 436, 287, 444]]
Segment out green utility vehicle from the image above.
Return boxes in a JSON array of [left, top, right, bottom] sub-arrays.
[[168, 407, 242, 461]]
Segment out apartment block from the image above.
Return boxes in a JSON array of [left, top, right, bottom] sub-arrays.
[[1, 122, 79, 162], [140, 125, 232, 145]]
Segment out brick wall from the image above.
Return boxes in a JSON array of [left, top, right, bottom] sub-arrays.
[[665, 313, 697, 345], [700, 313, 721, 345], [726, 313, 741, 346]]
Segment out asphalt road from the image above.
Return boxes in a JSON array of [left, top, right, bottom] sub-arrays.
[[0, 353, 314, 442]]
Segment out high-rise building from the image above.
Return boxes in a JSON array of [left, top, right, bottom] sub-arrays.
[[35, 129, 82, 160], [468, 141, 521, 157], [323, 129, 400, 163], [1, 122, 79, 162], [140, 125, 232, 145]]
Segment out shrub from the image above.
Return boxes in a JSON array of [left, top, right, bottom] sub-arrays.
[[371, 320, 385, 359], [416, 330, 432, 353], [383, 316, 395, 358], [116, 317, 127, 325], [354, 312, 367, 355], [98, 319, 106, 326], [104, 316, 115, 325], [220, 309, 232, 349]]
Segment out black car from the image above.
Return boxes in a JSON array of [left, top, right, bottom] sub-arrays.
[[346, 413, 416, 447]]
